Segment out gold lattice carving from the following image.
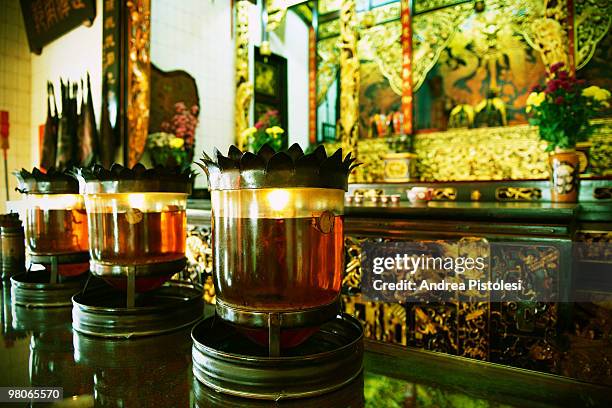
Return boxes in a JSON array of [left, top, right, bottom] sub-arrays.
[[339, 0, 360, 163], [432, 188, 457, 201], [325, 120, 612, 182], [265, 0, 287, 32], [342, 295, 407, 345], [319, 0, 342, 14], [413, 0, 468, 14], [359, 20, 403, 95], [413, 125, 550, 181], [516, 0, 569, 72], [235, 1, 252, 149], [316, 37, 340, 105], [319, 19, 340, 39], [574, 0, 612, 69], [411, 1, 473, 91], [496, 187, 543, 201], [343, 236, 363, 290], [126, 0, 151, 166], [590, 119, 612, 176], [186, 226, 215, 303]]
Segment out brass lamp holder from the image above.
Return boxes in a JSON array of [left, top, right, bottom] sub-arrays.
[[29, 252, 90, 284], [215, 297, 342, 357], [90, 257, 187, 308]]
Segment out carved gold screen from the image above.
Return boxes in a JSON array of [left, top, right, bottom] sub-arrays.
[[317, 2, 404, 142], [575, 0, 612, 117], [316, 0, 611, 181], [413, 0, 549, 131]]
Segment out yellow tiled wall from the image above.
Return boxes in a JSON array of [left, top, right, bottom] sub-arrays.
[[0, 0, 32, 212]]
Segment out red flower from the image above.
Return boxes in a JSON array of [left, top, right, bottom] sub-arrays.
[[549, 62, 564, 74], [557, 70, 568, 80], [546, 79, 560, 93], [555, 96, 565, 105]]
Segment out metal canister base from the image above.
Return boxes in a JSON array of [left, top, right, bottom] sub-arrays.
[[215, 297, 341, 329], [72, 280, 204, 338], [10, 271, 87, 308], [193, 373, 364, 408], [216, 298, 342, 356], [191, 314, 364, 400]]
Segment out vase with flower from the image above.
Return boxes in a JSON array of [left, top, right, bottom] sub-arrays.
[[240, 110, 285, 152], [147, 102, 199, 168], [526, 62, 610, 203]]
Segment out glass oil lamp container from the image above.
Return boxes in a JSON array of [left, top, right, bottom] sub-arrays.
[[15, 168, 89, 279], [198, 144, 357, 353], [76, 164, 192, 293]]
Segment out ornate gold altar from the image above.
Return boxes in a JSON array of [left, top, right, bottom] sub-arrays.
[[316, 0, 611, 178], [324, 118, 612, 182]]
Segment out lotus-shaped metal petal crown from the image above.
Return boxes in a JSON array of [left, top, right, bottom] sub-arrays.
[[197, 143, 358, 190], [75, 163, 194, 194], [15, 167, 79, 194]]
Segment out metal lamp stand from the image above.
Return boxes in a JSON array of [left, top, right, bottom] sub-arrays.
[[215, 297, 342, 356], [28, 252, 89, 284]]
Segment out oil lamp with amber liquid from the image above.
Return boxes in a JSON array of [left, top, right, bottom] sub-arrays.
[[76, 164, 192, 295], [15, 168, 89, 281], [192, 144, 363, 401], [71, 164, 202, 339]]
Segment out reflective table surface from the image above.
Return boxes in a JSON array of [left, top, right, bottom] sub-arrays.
[[1, 282, 609, 407]]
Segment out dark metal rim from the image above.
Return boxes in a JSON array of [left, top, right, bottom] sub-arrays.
[[71, 280, 202, 313], [191, 314, 364, 400], [89, 257, 187, 278], [16, 180, 79, 194], [193, 367, 364, 401], [29, 252, 90, 264], [72, 281, 204, 338], [215, 297, 341, 329], [10, 273, 85, 308], [10, 273, 85, 290], [73, 317, 202, 338], [81, 180, 192, 194], [191, 313, 364, 362]]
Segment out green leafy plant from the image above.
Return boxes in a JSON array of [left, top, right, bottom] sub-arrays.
[[146, 132, 189, 168], [240, 110, 284, 152], [526, 62, 610, 152]]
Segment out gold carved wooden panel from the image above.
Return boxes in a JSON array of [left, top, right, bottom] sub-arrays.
[[325, 119, 612, 182], [126, 0, 151, 166]]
